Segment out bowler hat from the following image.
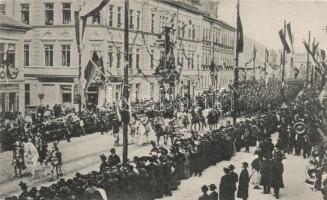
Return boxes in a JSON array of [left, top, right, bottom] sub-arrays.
[[209, 184, 217, 190], [242, 162, 249, 168], [201, 185, 209, 192], [228, 164, 235, 170]]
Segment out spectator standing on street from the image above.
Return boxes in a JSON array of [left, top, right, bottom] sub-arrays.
[[251, 154, 262, 189], [237, 162, 250, 200], [108, 148, 121, 167], [198, 185, 210, 200], [260, 157, 273, 194], [208, 184, 218, 200], [99, 154, 109, 173], [219, 167, 233, 200], [271, 158, 284, 199], [229, 164, 238, 200]]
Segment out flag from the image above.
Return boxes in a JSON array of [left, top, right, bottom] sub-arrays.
[[265, 49, 269, 63], [286, 23, 294, 53], [252, 45, 257, 61], [321, 50, 326, 61], [279, 29, 291, 54], [84, 61, 95, 91], [236, 1, 244, 53], [312, 40, 319, 57], [84, 51, 99, 91], [80, 0, 110, 39], [98, 56, 105, 81]]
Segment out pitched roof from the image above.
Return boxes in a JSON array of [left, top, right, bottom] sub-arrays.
[[0, 14, 31, 31]]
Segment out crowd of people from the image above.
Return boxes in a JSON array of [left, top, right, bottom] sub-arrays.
[[7, 111, 281, 200], [3, 77, 327, 200]]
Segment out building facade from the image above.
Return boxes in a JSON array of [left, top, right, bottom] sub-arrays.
[[0, 0, 235, 113], [0, 14, 30, 119]]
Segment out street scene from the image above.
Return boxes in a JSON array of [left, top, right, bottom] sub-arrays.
[[0, 0, 327, 199]]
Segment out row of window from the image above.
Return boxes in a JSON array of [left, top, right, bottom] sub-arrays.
[[22, 44, 70, 67], [203, 27, 235, 47]]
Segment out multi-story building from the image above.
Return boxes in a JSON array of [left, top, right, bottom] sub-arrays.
[[0, 14, 30, 118], [202, 14, 235, 91], [0, 0, 236, 114]]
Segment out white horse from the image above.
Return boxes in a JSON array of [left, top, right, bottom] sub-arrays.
[[23, 141, 39, 179]]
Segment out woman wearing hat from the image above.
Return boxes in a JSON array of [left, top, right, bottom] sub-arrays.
[[198, 185, 210, 200], [208, 184, 218, 200], [219, 167, 233, 200], [237, 162, 250, 200]]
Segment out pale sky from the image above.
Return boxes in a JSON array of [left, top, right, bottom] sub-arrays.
[[216, 0, 327, 53]]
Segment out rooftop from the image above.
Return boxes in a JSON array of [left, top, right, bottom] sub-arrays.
[[0, 14, 31, 31]]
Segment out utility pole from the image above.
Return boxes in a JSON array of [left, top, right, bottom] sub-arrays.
[[122, 0, 129, 164], [233, 0, 240, 125], [281, 20, 286, 104], [306, 31, 311, 85]]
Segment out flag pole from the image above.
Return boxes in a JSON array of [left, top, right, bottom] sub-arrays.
[[122, 0, 129, 164], [74, 11, 82, 115], [281, 20, 286, 104], [306, 30, 311, 85], [233, 0, 240, 125], [311, 37, 315, 85]]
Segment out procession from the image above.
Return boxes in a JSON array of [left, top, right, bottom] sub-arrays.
[[0, 0, 327, 199]]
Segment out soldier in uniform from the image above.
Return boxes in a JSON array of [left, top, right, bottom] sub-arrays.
[[12, 141, 26, 177], [49, 144, 63, 180]]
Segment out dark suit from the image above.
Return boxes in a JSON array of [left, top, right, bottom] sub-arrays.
[[219, 174, 234, 200], [209, 191, 219, 200], [108, 154, 121, 167]]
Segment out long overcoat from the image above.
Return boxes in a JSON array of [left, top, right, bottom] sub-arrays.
[[260, 159, 273, 186], [237, 169, 250, 198], [271, 161, 284, 188]]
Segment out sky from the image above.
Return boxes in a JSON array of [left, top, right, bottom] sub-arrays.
[[215, 0, 327, 53]]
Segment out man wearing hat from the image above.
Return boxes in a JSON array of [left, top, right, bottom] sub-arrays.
[[99, 154, 109, 173], [237, 162, 250, 200], [219, 167, 233, 200], [108, 148, 121, 168], [208, 184, 218, 200], [18, 181, 28, 200], [228, 164, 238, 200]]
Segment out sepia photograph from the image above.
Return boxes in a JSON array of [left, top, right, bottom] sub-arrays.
[[0, 0, 326, 199]]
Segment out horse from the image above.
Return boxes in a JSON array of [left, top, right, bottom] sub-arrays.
[[23, 141, 39, 179], [207, 108, 221, 132], [152, 118, 177, 146]]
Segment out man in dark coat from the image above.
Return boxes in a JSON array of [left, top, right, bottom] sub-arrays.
[[208, 184, 218, 200], [237, 162, 250, 200], [228, 164, 238, 200], [271, 160, 284, 199], [219, 167, 233, 200], [99, 154, 109, 173], [260, 157, 273, 194], [107, 148, 121, 167]]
